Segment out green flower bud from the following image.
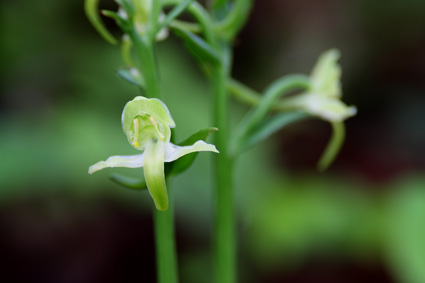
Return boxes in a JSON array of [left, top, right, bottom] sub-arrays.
[[122, 96, 175, 149]]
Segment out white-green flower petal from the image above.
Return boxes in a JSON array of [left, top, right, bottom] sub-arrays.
[[164, 140, 219, 162], [143, 140, 168, 211], [310, 49, 342, 97], [88, 154, 144, 174], [304, 94, 357, 122]]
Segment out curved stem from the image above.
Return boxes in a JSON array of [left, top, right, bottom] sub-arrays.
[[162, 0, 216, 43], [169, 20, 201, 33], [157, 0, 196, 33], [232, 75, 310, 155], [227, 78, 261, 106], [228, 78, 311, 111], [250, 74, 310, 126], [214, 0, 253, 40], [317, 121, 345, 171]]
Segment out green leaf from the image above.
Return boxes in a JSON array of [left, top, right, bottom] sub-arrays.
[[110, 173, 147, 190], [209, 0, 229, 20], [157, 0, 195, 33], [101, 10, 131, 32], [215, 0, 253, 40], [166, 127, 218, 176], [115, 0, 135, 19], [237, 112, 308, 153], [84, 0, 118, 44], [171, 25, 219, 63], [117, 68, 145, 87]]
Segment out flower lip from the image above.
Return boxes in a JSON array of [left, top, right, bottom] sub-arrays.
[[310, 49, 342, 98]]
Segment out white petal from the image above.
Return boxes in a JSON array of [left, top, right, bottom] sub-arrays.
[[310, 49, 342, 97], [306, 96, 357, 122], [88, 154, 144, 174], [164, 141, 219, 163]]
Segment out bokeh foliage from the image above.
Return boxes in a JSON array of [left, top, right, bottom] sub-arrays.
[[1, 0, 424, 282]]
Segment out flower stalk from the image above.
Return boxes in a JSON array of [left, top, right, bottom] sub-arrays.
[[211, 49, 236, 283]]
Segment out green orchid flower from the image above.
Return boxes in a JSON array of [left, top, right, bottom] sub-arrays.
[[282, 49, 357, 122], [89, 96, 218, 210]]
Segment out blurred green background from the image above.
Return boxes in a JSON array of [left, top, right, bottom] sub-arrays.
[[1, 0, 425, 282]]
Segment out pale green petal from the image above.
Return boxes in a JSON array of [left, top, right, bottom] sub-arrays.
[[310, 49, 342, 97], [88, 154, 144, 174], [164, 140, 219, 162], [143, 140, 168, 211], [305, 95, 357, 122]]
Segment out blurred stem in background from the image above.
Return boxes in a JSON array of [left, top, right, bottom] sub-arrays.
[[211, 47, 235, 283], [209, 1, 253, 282]]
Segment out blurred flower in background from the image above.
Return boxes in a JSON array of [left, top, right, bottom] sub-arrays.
[[1, 0, 424, 282]]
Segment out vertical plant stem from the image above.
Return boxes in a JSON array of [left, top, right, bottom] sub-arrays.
[[212, 46, 235, 283], [129, 30, 160, 98], [154, 185, 178, 283], [131, 31, 178, 282]]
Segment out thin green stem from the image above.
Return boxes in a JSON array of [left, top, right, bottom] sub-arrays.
[[227, 78, 261, 106], [227, 78, 309, 111], [130, 26, 178, 282], [157, 0, 196, 33], [154, 185, 178, 283], [162, 0, 215, 43], [170, 20, 202, 34], [250, 74, 310, 127], [212, 46, 236, 283], [129, 30, 160, 98]]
